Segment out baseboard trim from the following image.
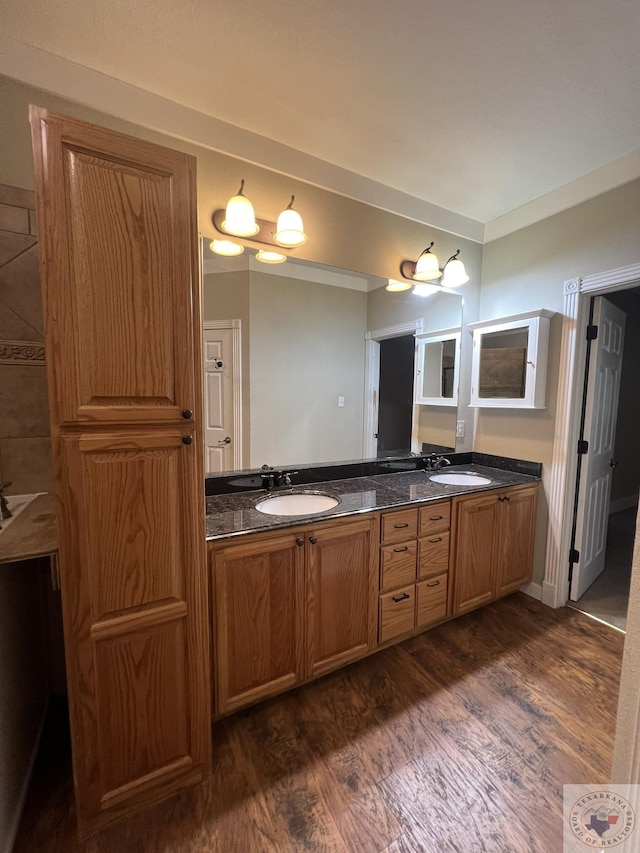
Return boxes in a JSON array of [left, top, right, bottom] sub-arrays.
[[2, 696, 49, 853], [610, 496, 638, 515], [520, 581, 543, 601]]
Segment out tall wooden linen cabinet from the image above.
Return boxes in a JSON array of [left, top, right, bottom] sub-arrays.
[[29, 107, 212, 837]]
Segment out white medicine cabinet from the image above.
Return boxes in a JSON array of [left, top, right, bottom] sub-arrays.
[[468, 310, 553, 409], [414, 327, 461, 406]]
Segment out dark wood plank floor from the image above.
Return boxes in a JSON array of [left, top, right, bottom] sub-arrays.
[[14, 594, 624, 853]]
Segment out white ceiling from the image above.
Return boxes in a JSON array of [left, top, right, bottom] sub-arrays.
[[2, 0, 640, 241]]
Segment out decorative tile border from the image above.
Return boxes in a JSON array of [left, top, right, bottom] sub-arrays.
[[0, 340, 45, 365]]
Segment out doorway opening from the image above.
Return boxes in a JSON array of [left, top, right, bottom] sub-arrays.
[[376, 335, 415, 457], [567, 288, 640, 632]]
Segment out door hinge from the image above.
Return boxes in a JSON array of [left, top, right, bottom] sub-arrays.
[[577, 439, 589, 454], [570, 548, 580, 564], [586, 324, 598, 341]]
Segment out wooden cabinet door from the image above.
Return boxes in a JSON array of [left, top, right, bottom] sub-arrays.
[[212, 531, 305, 715], [495, 485, 538, 597], [30, 108, 210, 837], [451, 493, 498, 615], [30, 106, 197, 426], [306, 516, 378, 678]]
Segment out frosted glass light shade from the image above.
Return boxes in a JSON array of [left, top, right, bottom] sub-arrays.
[[256, 249, 287, 264], [386, 279, 412, 292], [413, 248, 441, 282], [413, 283, 439, 297], [274, 197, 307, 247], [222, 183, 259, 237], [210, 239, 244, 257], [441, 258, 469, 287]]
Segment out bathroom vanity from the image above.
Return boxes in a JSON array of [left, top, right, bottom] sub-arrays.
[[206, 460, 539, 718]]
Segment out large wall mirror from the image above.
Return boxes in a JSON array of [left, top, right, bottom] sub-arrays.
[[201, 240, 463, 474]]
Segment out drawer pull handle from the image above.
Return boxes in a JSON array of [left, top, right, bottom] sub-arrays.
[[392, 592, 411, 603], [428, 537, 443, 543], [426, 580, 441, 588], [498, 495, 511, 503], [393, 546, 409, 553], [394, 522, 409, 529], [429, 515, 443, 521]]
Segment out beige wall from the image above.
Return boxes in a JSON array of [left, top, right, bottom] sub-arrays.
[[249, 273, 367, 468]]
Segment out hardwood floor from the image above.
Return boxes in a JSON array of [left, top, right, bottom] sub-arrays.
[[14, 593, 624, 852]]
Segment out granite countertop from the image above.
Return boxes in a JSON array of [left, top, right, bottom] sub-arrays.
[[205, 464, 539, 541], [0, 493, 58, 564]]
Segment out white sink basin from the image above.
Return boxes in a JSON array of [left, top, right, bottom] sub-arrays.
[[429, 472, 492, 486], [0, 493, 43, 535], [255, 491, 340, 516]]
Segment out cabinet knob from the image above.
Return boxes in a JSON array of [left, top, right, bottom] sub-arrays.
[[392, 592, 411, 603], [182, 435, 193, 445], [498, 495, 511, 503], [181, 409, 193, 419], [296, 538, 304, 547], [309, 536, 317, 545]]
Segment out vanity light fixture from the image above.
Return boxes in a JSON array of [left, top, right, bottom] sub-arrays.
[[400, 243, 469, 288], [221, 180, 259, 237], [385, 278, 413, 292], [210, 239, 244, 257], [274, 196, 307, 247], [255, 249, 287, 264]]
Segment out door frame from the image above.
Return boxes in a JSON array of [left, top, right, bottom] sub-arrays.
[[363, 318, 423, 458], [203, 320, 243, 470], [543, 261, 640, 608]]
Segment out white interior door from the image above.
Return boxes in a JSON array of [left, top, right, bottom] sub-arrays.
[[203, 324, 240, 473], [571, 296, 626, 600]]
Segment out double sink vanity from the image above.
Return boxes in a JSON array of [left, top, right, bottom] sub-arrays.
[[205, 453, 540, 718]]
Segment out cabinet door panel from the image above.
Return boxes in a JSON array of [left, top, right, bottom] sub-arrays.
[[452, 494, 498, 614], [213, 532, 305, 714], [379, 584, 415, 643], [31, 108, 196, 425], [58, 430, 210, 828], [307, 517, 378, 677], [418, 531, 450, 578], [495, 486, 538, 597]]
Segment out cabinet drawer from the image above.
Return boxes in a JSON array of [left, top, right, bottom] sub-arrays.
[[419, 501, 451, 536], [416, 574, 448, 628], [380, 541, 417, 591], [381, 508, 418, 544], [418, 531, 450, 578], [379, 584, 415, 643]]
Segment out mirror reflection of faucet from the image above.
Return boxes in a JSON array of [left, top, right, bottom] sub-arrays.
[[260, 469, 299, 491], [424, 455, 452, 472]]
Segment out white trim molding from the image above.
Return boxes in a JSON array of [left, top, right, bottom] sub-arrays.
[[203, 319, 243, 470], [543, 263, 640, 609]]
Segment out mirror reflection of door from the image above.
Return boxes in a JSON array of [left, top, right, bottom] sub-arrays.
[[203, 325, 237, 472], [377, 335, 415, 456]]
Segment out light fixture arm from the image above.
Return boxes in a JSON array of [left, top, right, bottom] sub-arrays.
[[442, 249, 461, 271]]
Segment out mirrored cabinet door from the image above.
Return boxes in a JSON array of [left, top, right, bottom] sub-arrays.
[[414, 329, 461, 406], [469, 310, 553, 409]]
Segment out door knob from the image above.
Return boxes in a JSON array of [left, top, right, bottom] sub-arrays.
[[610, 458, 619, 468], [218, 436, 231, 444]]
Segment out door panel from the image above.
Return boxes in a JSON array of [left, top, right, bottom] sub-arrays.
[[452, 494, 497, 614], [306, 517, 378, 677], [203, 327, 237, 472], [495, 486, 538, 597], [31, 108, 196, 425], [572, 297, 626, 600]]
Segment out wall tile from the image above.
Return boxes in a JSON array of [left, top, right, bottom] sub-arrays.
[[0, 203, 29, 235], [0, 304, 42, 342], [0, 244, 43, 335], [0, 364, 50, 439], [0, 437, 54, 494], [0, 186, 35, 209]]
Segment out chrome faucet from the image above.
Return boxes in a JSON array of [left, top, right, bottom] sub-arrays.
[[261, 470, 299, 490], [424, 455, 452, 471]]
